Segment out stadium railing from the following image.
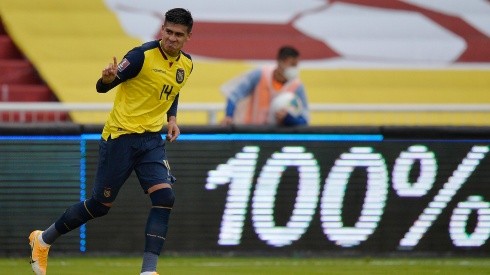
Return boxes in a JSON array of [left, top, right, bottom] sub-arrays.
[[1, 102, 490, 124]]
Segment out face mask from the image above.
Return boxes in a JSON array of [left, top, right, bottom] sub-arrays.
[[283, 66, 299, 81]]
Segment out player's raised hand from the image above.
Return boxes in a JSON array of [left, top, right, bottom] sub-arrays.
[[101, 56, 118, 84]]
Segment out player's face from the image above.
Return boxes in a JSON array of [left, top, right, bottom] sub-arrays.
[[161, 22, 191, 57]]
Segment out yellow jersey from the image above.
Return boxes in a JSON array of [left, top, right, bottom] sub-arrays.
[[96, 40, 193, 140]]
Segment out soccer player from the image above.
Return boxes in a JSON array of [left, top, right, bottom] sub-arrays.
[[28, 8, 194, 275]]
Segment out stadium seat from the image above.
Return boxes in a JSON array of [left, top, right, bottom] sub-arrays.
[[0, 60, 42, 84], [0, 36, 22, 59], [0, 111, 69, 123], [0, 18, 70, 122], [0, 84, 55, 102]]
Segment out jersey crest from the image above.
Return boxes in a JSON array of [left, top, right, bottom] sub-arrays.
[[176, 68, 185, 84]]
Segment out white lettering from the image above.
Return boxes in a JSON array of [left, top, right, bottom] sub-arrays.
[[321, 147, 389, 247], [252, 147, 321, 247]]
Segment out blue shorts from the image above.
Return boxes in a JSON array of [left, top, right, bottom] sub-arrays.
[[92, 132, 175, 203]]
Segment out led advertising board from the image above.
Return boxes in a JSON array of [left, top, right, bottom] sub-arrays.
[[1, 133, 489, 256]]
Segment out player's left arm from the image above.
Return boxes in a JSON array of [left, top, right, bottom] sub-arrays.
[[166, 94, 180, 142], [282, 84, 309, 126]]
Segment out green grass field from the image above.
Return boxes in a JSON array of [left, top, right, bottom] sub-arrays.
[[1, 256, 489, 275]]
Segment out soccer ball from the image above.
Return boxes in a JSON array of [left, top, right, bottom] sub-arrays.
[[270, 92, 303, 116], [267, 92, 303, 124]]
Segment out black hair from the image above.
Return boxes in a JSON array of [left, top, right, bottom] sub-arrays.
[[277, 46, 300, 61], [165, 8, 194, 33]]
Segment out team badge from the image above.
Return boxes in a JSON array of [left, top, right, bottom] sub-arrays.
[[117, 58, 130, 72], [176, 68, 185, 84], [103, 187, 112, 198]]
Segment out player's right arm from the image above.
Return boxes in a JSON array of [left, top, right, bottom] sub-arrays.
[[102, 56, 118, 83], [96, 48, 144, 93], [221, 69, 261, 125], [96, 56, 122, 93]]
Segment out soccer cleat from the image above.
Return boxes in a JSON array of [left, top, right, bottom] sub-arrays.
[[140, 272, 159, 275], [29, 230, 50, 275]]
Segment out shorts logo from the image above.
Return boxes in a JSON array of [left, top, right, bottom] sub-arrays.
[[103, 187, 112, 198], [118, 58, 130, 72], [176, 68, 185, 84]]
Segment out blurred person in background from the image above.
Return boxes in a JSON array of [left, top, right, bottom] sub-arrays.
[[220, 46, 309, 127], [28, 8, 194, 275]]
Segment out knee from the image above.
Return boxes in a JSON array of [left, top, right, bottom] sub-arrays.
[[149, 187, 175, 208], [86, 197, 111, 218]]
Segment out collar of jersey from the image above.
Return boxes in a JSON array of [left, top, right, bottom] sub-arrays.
[[159, 41, 181, 62]]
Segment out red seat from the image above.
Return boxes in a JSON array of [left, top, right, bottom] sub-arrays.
[[0, 36, 23, 59], [0, 111, 69, 123], [0, 18, 70, 122], [0, 60, 42, 84], [0, 84, 56, 102]]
